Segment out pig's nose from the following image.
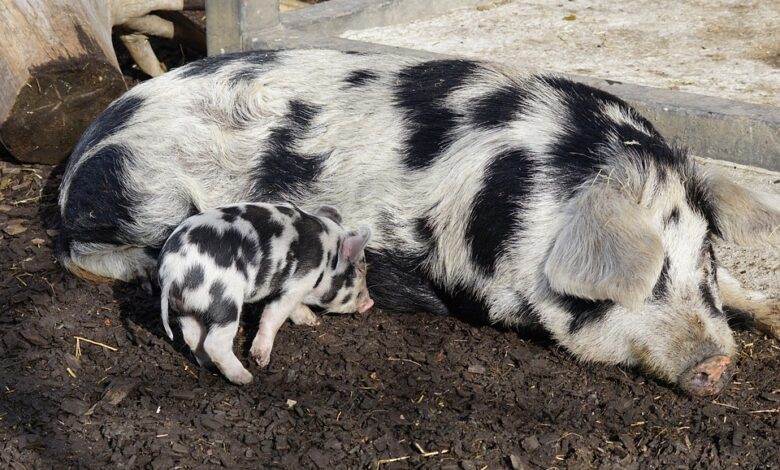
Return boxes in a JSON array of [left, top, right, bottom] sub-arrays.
[[358, 298, 374, 313], [679, 355, 733, 397]]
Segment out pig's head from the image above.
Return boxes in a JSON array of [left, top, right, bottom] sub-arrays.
[[543, 161, 779, 397], [310, 205, 374, 314]]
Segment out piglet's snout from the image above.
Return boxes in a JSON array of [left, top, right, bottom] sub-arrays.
[[679, 355, 733, 397], [358, 297, 374, 314]]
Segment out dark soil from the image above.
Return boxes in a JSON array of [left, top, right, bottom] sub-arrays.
[[2, 11, 780, 470], [3, 154, 780, 470]]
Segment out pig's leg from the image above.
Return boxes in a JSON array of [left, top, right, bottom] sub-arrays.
[[250, 294, 302, 367], [719, 267, 780, 338], [66, 242, 157, 289], [202, 321, 253, 385], [179, 316, 211, 367], [289, 304, 320, 326]]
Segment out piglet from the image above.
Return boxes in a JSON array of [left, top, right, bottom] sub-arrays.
[[158, 202, 373, 384]]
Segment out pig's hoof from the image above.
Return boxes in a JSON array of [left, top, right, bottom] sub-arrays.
[[250, 346, 272, 368], [253, 353, 271, 368], [290, 307, 320, 326], [300, 316, 321, 327], [750, 298, 780, 339], [222, 368, 252, 385], [225, 368, 253, 385]]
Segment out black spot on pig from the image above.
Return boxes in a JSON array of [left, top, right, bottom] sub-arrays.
[[167, 282, 184, 312], [665, 207, 681, 226], [512, 293, 544, 327], [266, 252, 296, 298], [220, 206, 243, 223], [652, 256, 671, 300], [471, 85, 530, 129], [145, 245, 161, 258], [685, 175, 721, 238], [68, 96, 144, 160], [394, 59, 480, 170], [321, 264, 356, 304], [188, 226, 256, 272], [241, 205, 284, 286], [344, 69, 380, 87], [291, 213, 325, 275], [466, 148, 536, 275], [204, 281, 240, 326], [330, 241, 340, 271], [538, 76, 677, 197], [187, 226, 231, 267], [708, 243, 718, 284], [252, 101, 327, 200], [241, 205, 272, 227], [364, 249, 449, 315], [178, 50, 277, 80], [433, 282, 492, 326], [700, 242, 724, 318], [414, 216, 436, 249], [182, 265, 205, 290], [62, 144, 138, 245], [276, 206, 295, 218], [557, 294, 614, 333], [699, 281, 724, 318]]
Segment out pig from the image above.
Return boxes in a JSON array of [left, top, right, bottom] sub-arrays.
[[158, 202, 373, 384], [57, 49, 780, 396]]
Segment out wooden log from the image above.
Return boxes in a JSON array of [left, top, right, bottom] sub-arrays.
[[120, 33, 168, 77], [0, 0, 186, 164], [0, 0, 126, 164]]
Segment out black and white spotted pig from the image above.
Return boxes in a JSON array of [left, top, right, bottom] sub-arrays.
[[58, 49, 780, 396], [158, 202, 373, 384]]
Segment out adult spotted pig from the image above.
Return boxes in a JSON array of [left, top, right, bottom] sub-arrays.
[[57, 49, 780, 396]]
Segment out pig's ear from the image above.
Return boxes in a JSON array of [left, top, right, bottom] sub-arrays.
[[314, 205, 342, 224], [544, 184, 665, 309], [696, 170, 780, 246], [341, 227, 372, 264]]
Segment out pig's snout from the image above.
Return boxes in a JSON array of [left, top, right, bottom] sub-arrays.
[[678, 355, 733, 397], [358, 296, 374, 313]]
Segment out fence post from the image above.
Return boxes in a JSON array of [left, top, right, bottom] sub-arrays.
[[206, 0, 281, 55]]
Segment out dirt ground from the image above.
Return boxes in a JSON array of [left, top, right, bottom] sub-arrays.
[[0, 160, 779, 469], [2, 5, 780, 469], [343, 0, 780, 106]]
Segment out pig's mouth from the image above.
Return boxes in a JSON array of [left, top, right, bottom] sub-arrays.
[[677, 355, 734, 397]]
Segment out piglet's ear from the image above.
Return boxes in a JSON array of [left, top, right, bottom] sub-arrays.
[[314, 205, 342, 224], [697, 170, 780, 246], [544, 184, 664, 309], [341, 227, 372, 264]]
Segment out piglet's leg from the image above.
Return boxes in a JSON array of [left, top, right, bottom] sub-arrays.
[[179, 316, 211, 367], [203, 321, 253, 385], [250, 294, 302, 368], [289, 304, 320, 326], [719, 267, 780, 338]]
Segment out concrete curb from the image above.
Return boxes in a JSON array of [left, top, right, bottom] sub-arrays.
[[282, 0, 491, 37]]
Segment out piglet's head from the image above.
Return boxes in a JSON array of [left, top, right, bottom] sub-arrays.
[[320, 226, 374, 315]]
